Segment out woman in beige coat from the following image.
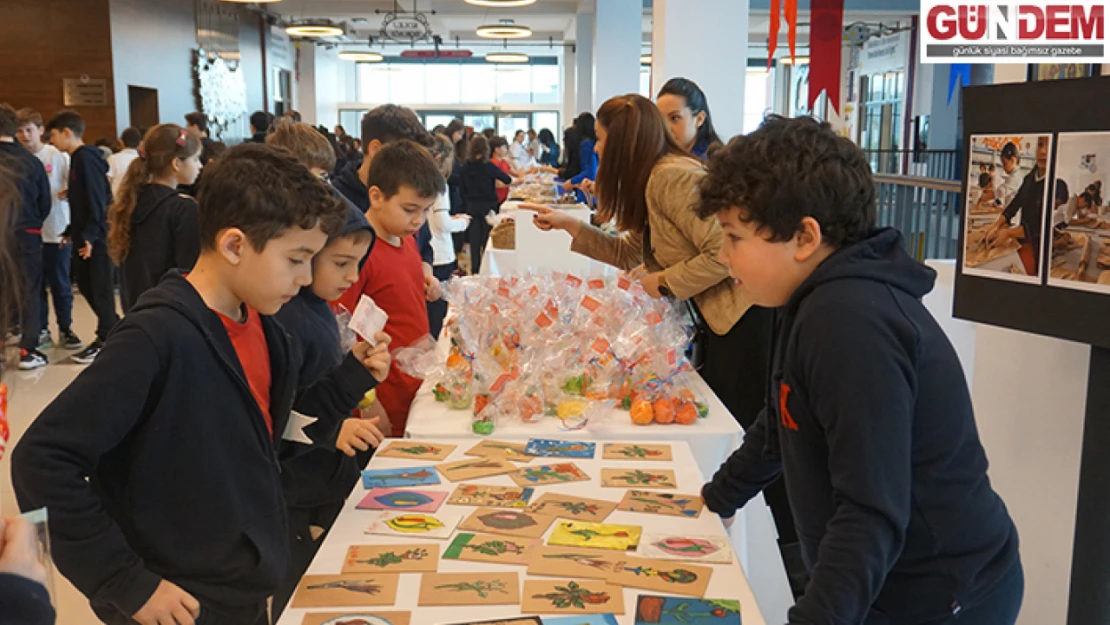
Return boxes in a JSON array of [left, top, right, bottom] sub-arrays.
[[528, 94, 772, 430]]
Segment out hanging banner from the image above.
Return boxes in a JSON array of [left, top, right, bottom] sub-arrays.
[[808, 0, 844, 113], [785, 0, 799, 63]]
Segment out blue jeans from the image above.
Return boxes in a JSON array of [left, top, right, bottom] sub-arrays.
[[40, 242, 74, 332]]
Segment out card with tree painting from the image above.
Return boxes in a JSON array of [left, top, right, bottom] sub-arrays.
[[300, 611, 412, 625], [459, 507, 557, 539], [436, 456, 519, 482], [341, 544, 439, 574], [602, 443, 673, 461], [605, 556, 713, 598], [547, 520, 643, 551], [363, 511, 462, 540], [291, 574, 400, 608], [509, 462, 590, 487], [416, 572, 522, 606], [617, 490, 703, 518], [637, 534, 733, 564], [521, 579, 626, 615], [442, 618, 543, 625], [526, 545, 627, 579], [633, 596, 741, 625], [376, 440, 457, 461], [447, 484, 535, 509], [528, 493, 617, 521], [600, 468, 677, 489], [443, 532, 541, 565], [356, 488, 448, 513], [466, 439, 536, 463]]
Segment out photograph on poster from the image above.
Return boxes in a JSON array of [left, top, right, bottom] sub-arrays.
[[1047, 131, 1110, 293], [961, 133, 1053, 284]]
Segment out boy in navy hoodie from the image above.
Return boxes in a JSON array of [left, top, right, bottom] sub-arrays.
[[698, 116, 1022, 625], [45, 110, 119, 364], [12, 143, 349, 625]]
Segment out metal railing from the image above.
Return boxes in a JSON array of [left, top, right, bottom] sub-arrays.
[[865, 149, 961, 181], [874, 173, 963, 261]]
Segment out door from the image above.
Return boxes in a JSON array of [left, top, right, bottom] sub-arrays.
[[128, 86, 159, 131]]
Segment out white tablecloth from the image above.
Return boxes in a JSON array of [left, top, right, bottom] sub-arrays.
[[275, 438, 767, 625], [481, 202, 615, 278]]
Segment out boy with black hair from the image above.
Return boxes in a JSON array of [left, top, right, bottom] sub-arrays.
[[339, 140, 445, 437], [0, 103, 52, 370], [698, 115, 1022, 625], [185, 112, 214, 164], [248, 110, 269, 143], [12, 143, 352, 625], [107, 127, 141, 195], [46, 109, 119, 363]]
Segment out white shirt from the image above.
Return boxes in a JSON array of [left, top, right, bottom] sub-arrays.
[[107, 148, 140, 195], [992, 165, 1024, 210], [429, 191, 469, 266], [510, 141, 531, 172], [33, 144, 70, 243]]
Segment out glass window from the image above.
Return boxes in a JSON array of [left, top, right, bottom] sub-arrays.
[[461, 64, 497, 104], [494, 66, 532, 104], [339, 110, 366, 137], [498, 114, 530, 138], [743, 68, 771, 134], [531, 65, 560, 104], [465, 114, 496, 132], [533, 112, 559, 136], [425, 64, 461, 104], [358, 65, 390, 102], [640, 67, 651, 98], [425, 114, 457, 131], [390, 64, 425, 103]]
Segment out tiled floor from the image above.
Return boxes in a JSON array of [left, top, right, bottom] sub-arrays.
[[3, 296, 108, 625]]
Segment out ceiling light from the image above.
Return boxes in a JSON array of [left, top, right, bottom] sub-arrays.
[[640, 54, 652, 65], [339, 50, 384, 62], [285, 22, 345, 38], [465, 0, 537, 6], [476, 20, 532, 39], [485, 52, 530, 63], [778, 56, 810, 65]]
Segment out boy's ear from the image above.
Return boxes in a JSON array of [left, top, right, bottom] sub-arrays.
[[216, 227, 248, 265], [367, 185, 384, 207], [793, 217, 825, 263], [365, 139, 383, 158]]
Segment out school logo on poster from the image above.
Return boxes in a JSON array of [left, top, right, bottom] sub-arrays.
[[921, 1, 1107, 63]]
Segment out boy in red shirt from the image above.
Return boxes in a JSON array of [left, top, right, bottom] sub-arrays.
[[340, 140, 446, 435]]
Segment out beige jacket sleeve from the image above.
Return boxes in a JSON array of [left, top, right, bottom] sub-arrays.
[[569, 222, 645, 271]]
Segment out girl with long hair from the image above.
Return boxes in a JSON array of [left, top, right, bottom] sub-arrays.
[[656, 77, 724, 160]]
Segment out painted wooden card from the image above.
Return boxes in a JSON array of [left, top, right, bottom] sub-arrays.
[[528, 493, 617, 521], [522, 579, 626, 614], [542, 615, 619, 625], [341, 544, 439, 573], [436, 457, 519, 482], [548, 520, 642, 551], [526, 545, 627, 579], [356, 488, 448, 513], [300, 611, 412, 625], [416, 572, 521, 606], [466, 439, 536, 463], [509, 463, 590, 487], [360, 466, 441, 490], [442, 532, 541, 565], [616, 490, 703, 518], [459, 507, 557, 539], [637, 534, 733, 564], [291, 574, 400, 608], [363, 511, 462, 540], [442, 618, 543, 625], [376, 441, 457, 461], [605, 557, 713, 598], [525, 439, 597, 458], [600, 468, 677, 490], [601, 443, 673, 461], [633, 596, 741, 625], [447, 484, 535, 509]]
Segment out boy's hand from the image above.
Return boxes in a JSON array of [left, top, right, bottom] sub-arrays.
[[78, 241, 92, 260], [335, 416, 385, 456], [360, 402, 392, 437], [0, 517, 48, 585], [132, 579, 200, 625], [425, 275, 443, 302], [353, 335, 392, 381]]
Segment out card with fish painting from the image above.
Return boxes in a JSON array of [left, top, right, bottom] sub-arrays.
[[356, 488, 448, 513], [341, 544, 440, 574], [459, 507, 557, 539], [526, 545, 626, 579], [521, 579, 626, 614], [605, 557, 713, 598], [442, 618, 543, 625], [601, 443, 672, 461], [547, 521, 642, 551], [442, 532, 541, 565], [616, 490, 703, 518], [600, 469, 677, 490], [436, 457, 519, 482], [636, 534, 733, 564], [291, 573, 400, 608], [447, 484, 535, 509], [299, 611, 412, 625], [376, 440, 457, 461], [416, 572, 521, 606], [466, 439, 536, 463], [508, 463, 590, 487], [633, 596, 741, 625], [542, 615, 619, 625], [525, 439, 596, 458], [360, 466, 441, 490], [528, 493, 617, 521], [363, 511, 462, 540]]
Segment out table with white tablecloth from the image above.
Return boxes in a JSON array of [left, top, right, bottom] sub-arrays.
[[481, 202, 616, 278]]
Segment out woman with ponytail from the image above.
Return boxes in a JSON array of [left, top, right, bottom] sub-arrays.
[[656, 77, 724, 161], [108, 124, 202, 311]]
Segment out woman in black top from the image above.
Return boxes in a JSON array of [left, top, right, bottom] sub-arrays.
[[459, 135, 513, 274], [537, 128, 560, 167]]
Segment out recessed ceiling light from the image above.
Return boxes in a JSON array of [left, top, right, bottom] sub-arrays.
[[465, 0, 537, 6], [476, 20, 532, 39], [485, 52, 530, 63], [339, 50, 384, 62], [285, 22, 345, 38], [640, 54, 651, 65]]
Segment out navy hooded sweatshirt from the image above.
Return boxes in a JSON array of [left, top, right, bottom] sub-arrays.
[[702, 228, 1019, 624], [0, 140, 51, 232], [333, 160, 434, 266], [119, 184, 201, 311], [67, 144, 111, 247]]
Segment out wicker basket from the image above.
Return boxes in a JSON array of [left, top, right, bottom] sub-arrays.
[[490, 219, 516, 250]]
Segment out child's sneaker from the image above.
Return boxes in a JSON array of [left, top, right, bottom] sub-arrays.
[[19, 349, 48, 371], [60, 329, 84, 351], [71, 340, 103, 365], [38, 329, 54, 350]]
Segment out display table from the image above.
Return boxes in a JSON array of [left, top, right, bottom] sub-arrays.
[[276, 438, 767, 625], [481, 201, 615, 278]]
